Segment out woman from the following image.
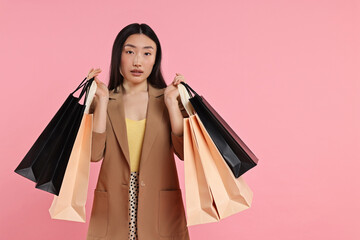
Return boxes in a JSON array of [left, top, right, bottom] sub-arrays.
[[86, 23, 190, 240]]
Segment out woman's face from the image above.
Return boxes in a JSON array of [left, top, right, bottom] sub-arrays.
[[120, 33, 157, 85]]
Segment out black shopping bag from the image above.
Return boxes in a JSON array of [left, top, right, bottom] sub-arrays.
[[14, 77, 95, 195], [179, 81, 259, 177]]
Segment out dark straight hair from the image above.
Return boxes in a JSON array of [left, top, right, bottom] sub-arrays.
[[108, 23, 167, 93]]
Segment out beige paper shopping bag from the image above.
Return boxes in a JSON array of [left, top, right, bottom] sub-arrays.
[[48, 80, 96, 222], [184, 117, 220, 226], [189, 114, 253, 219], [178, 83, 253, 225]]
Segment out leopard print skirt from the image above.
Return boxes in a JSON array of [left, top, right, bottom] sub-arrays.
[[128, 171, 139, 240]]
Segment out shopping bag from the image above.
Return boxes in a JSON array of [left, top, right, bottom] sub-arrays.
[[179, 84, 253, 226], [49, 80, 96, 222], [179, 81, 259, 178], [184, 117, 220, 226], [189, 114, 253, 219], [14, 77, 95, 195]]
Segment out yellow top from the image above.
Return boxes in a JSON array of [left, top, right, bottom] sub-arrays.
[[125, 117, 146, 172]]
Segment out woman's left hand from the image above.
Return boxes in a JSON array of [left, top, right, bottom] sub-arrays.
[[164, 73, 186, 107]]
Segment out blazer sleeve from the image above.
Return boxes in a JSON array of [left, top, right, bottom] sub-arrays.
[[89, 99, 107, 162], [171, 96, 189, 161], [91, 131, 106, 162]]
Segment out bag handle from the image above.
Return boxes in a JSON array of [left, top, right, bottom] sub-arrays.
[[179, 81, 200, 98], [84, 79, 97, 114], [70, 77, 95, 106], [177, 82, 196, 117], [79, 78, 94, 103], [72, 77, 89, 95]]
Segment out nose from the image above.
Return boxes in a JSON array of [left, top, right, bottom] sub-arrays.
[[133, 54, 142, 67]]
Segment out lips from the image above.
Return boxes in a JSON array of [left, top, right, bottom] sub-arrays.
[[130, 69, 143, 73], [130, 69, 143, 77]]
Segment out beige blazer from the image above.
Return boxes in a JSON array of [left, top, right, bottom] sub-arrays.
[[86, 82, 190, 240]]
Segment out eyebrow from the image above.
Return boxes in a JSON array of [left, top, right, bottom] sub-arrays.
[[123, 44, 154, 49]]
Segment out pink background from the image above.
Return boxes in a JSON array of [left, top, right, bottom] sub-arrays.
[[1, 0, 359, 239]]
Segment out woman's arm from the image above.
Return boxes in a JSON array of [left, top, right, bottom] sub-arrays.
[[87, 68, 109, 162], [93, 98, 108, 133], [90, 98, 108, 162], [167, 97, 184, 137], [164, 73, 189, 161], [168, 96, 189, 160]]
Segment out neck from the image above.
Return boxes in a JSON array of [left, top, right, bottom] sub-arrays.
[[122, 79, 148, 95]]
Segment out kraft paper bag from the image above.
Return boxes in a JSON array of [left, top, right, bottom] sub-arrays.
[[48, 80, 96, 222], [184, 117, 220, 226], [189, 114, 253, 219], [178, 83, 253, 225], [179, 81, 259, 178]]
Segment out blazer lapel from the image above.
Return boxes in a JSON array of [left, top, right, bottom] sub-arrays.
[[107, 82, 165, 171]]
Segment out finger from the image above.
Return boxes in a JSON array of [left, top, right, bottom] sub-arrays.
[[90, 68, 101, 74], [174, 78, 183, 83], [175, 80, 184, 85], [88, 73, 97, 78], [176, 76, 185, 82]]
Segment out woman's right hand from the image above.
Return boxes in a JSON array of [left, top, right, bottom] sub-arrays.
[[87, 68, 108, 134], [87, 68, 109, 103]]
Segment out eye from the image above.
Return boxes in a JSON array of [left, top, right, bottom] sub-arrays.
[[125, 50, 134, 54], [145, 52, 151, 56]]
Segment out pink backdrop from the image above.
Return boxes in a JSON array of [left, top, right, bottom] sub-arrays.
[[1, 0, 359, 239]]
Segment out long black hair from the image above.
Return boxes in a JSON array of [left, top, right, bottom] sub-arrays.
[[108, 23, 167, 93]]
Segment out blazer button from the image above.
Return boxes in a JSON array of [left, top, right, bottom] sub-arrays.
[[140, 180, 145, 187]]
